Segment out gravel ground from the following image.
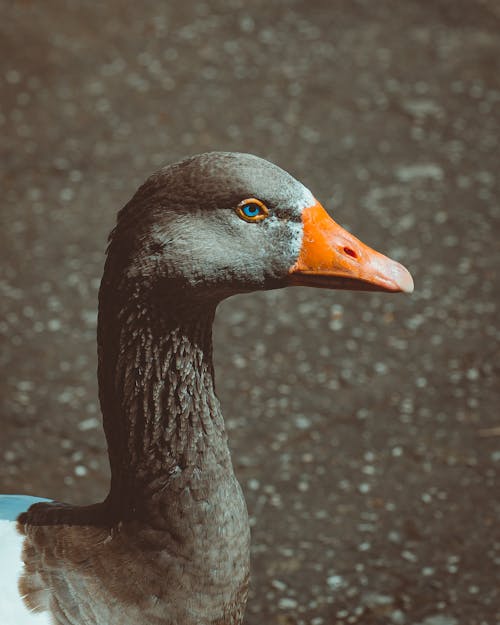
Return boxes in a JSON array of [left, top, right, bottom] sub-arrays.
[[1, 1, 499, 624]]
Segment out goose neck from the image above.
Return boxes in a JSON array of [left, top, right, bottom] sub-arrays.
[[97, 290, 229, 514]]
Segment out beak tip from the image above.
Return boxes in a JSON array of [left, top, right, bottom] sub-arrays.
[[394, 264, 414, 294]]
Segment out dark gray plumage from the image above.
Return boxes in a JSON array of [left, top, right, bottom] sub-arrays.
[[4, 151, 412, 625], [15, 153, 317, 625]]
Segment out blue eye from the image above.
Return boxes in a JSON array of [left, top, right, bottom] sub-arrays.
[[242, 204, 261, 217], [236, 198, 269, 222]]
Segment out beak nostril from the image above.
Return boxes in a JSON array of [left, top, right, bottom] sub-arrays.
[[343, 246, 357, 259]]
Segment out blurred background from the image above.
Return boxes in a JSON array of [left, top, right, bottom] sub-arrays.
[[1, 1, 499, 624]]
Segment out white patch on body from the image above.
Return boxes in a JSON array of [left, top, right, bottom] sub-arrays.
[[0, 496, 52, 625]]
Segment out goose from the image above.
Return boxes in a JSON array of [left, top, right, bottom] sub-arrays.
[[0, 152, 413, 625]]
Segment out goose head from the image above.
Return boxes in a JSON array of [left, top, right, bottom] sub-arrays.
[[106, 151, 413, 305]]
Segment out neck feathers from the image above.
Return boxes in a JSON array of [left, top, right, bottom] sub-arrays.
[[97, 274, 228, 513]]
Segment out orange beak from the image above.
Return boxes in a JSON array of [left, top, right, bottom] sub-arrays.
[[289, 202, 414, 293]]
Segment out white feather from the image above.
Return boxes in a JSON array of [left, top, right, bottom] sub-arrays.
[[0, 496, 53, 625]]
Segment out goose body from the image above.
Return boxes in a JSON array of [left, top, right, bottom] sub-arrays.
[[0, 152, 413, 625]]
